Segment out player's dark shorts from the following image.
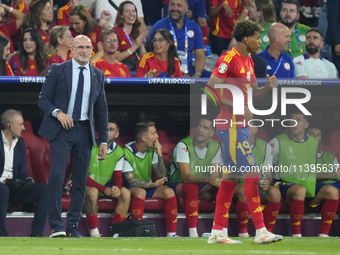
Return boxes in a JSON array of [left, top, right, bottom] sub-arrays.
[[276, 181, 334, 205], [167, 182, 206, 192], [126, 186, 158, 198], [322, 181, 340, 189], [217, 127, 258, 176]]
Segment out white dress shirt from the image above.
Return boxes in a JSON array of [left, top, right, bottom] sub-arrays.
[[0, 130, 18, 183], [67, 59, 91, 120]]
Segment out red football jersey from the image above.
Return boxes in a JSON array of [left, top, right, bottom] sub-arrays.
[[136, 52, 182, 77], [210, 0, 244, 38], [8, 1, 28, 20], [6, 62, 14, 76], [114, 26, 138, 60], [49, 52, 72, 63], [212, 47, 256, 129], [70, 25, 101, 53], [8, 54, 52, 76], [0, 20, 17, 52], [57, 3, 91, 26], [92, 57, 131, 77], [37, 25, 56, 45]]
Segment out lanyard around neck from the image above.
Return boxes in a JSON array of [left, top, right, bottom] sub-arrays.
[[288, 28, 303, 56], [122, 27, 140, 60], [169, 18, 188, 52], [273, 55, 283, 76]]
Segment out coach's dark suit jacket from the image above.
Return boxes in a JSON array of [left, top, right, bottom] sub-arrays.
[[0, 134, 30, 180], [37, 61, 108, 146]]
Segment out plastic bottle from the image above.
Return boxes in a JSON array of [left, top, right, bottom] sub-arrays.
[[259, 171, 269, 196]]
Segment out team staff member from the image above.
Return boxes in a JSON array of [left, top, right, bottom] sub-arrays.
[[150, 0, 206, 78], [167, 118, 222, 237], [122, 121, 178, 237], [38, 35, 108, 238], [258, 23, 295, 78], [92, 30, 131, 78], [279, 0, 310, 58], [206, 20, 282, 245], [270, 113, 339, 237]]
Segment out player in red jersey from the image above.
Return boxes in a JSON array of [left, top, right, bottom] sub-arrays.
[[206, 20, 282, 244], [8, 28, 52, 76], [136, 29, 182, 78], [46, 26, 73, 63], [92, 30, 131, 77]]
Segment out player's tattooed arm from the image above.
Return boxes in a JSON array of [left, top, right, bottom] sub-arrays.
[[84, 193, 98, 215], [123, 171, 156, 188], [152, 156, 167, 179]]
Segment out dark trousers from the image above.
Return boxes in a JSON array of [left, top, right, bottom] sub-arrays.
[[331, 47, 340, 75], [48, 124, 92, 230], [0, 182, 48, 236], [209, 33, 232, 56]]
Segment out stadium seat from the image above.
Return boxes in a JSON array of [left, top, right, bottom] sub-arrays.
[[157, 131, 176, 166]]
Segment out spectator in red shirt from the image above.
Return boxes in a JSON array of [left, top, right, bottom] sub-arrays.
[[69, 5, 105, 61], [8, 28, 52, 76], [0, 35, 14, 76], [136, 28, 182, 78], [45, 26, 73, 63], [23, 0, 54, 45], [208, 0, 253, 56], [92, 29, 131, 77], [114, 1, 148, 72], [0, 3, 25, 53], [57, 0, 91, 26]]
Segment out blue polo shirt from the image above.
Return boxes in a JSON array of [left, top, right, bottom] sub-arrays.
[[150, 16, 204, 76], [258, 47, 296, 78], [186, 0, 207, 20]]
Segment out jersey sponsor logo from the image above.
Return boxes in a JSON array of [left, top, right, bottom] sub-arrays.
[[284, 62, 291, 70], [181, 147, 188, 152], [224, 203, 231, 208], [267, 65, 272, 70], [240, 67, 245, 73], [294, 214, 302, 219], [188, 30, 195, 38], [240, 212, 249, 217], [190, 201, 198, 207], [246, 154, 256, 165], [299, 35, 306, 42], [30, 65, 36, 69], [253, 206, 262, 213], [121, 41, 127, 45], [263, 35, 269, 42], [171, 209, 177, 215], [189, 211, 198, 216], [252, 197, 260, 203], [218, 63, 228, 74], [104, 70, 111, 75], [296, 61, 302, 66]]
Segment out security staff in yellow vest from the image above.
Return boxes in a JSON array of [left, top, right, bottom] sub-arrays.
[[234, 124, 281, 237], [270, 112, 339, 237]]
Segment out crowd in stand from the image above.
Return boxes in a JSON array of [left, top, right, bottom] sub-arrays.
[[0, 0, 338, 78]]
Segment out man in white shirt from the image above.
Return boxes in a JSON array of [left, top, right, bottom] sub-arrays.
[[0, 109, 48, 237], [294, 28, 338, 79]]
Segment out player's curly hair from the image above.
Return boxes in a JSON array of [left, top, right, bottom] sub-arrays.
[[233, 20, 263, 42]]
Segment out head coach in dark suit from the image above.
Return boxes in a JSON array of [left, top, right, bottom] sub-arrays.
[[0, 109, 48, 237], [38, 35, 108, 238]]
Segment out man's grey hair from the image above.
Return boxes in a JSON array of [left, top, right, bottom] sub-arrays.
[[1, 109, 22, 130]]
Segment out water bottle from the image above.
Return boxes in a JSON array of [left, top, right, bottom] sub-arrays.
[[259, 172, 268, 196]]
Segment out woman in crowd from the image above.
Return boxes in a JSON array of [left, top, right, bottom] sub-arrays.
[[45, 26, 73, 63], [23, 0, 54, 45], [8, 28, 52, 76], [0, 35, 14, 76], [136, 29, 182, 78], [69, 5, 103, 61], [114, 1, 148, 71]]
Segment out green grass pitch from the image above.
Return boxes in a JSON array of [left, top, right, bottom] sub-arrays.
[[1, 237, 340, 255]]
